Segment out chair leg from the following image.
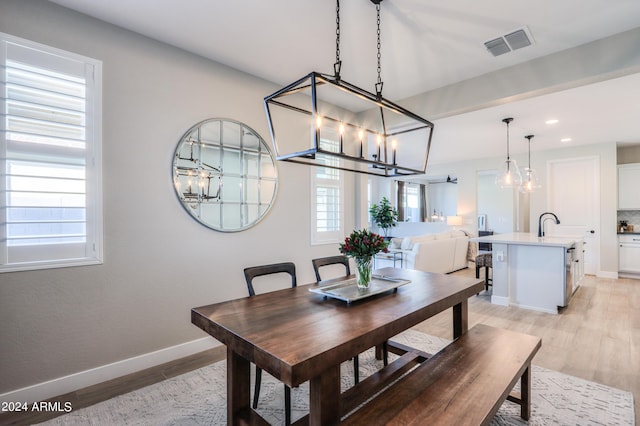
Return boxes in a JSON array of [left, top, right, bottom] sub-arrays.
[[353, 355, 359, 384], [252, 366, 262, 409], [284, 385, 291, 426], [476, 264, 480, 279], [256, 366, 291, 424], [382, 340, 389, 366], [484, 266, 489, 290]]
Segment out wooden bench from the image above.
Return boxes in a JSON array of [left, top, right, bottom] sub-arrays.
[[341, 324, 541, 426]]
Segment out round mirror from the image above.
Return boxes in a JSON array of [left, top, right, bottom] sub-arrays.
[[172, 118, 278, 232]]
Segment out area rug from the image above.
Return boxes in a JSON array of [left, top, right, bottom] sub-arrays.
[[39, 330, 635, 425]]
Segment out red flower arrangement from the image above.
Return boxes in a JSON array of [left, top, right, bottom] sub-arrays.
[[339, 229, 389, 259]]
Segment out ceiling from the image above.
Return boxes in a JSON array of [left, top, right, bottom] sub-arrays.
[[48, 0, 640, 165]]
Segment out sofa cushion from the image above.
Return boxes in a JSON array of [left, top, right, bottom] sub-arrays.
[[415, 234, 436, 241], [434, 232, 452, 240], [400, 237, 414, 250], [389, 237, 403, 250]]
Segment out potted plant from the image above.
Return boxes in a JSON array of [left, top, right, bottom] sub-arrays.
[[369, 197, 399, 237], [339, 229, 389, 289]]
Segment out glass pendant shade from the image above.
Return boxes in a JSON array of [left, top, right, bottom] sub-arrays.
[[519, 134, 541, 193], [495, 158, 522, 188], [520, 167, 541, 193], [495, 117, 521, 188]]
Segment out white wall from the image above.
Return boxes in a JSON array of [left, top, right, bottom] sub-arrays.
[[477, 171, 515, 234], [0, 0, 357, 398]]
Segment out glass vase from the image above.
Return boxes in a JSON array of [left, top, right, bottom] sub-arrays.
[[354, 256, 373, 289]]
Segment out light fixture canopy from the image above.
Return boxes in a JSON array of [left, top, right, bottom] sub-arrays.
[[519, 134, 541, 193], [495, 117, 522, 188], [263, 0, 434, 177]]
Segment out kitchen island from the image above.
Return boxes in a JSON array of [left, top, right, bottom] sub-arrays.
[[472, 232, 584, 314]]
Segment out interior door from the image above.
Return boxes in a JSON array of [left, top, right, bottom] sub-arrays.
[[547, 156, 600, 275]]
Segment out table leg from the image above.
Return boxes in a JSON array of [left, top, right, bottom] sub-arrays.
[[227, 347, 251, 425], [520, 365, 531, 420], [452, 300, 468, 339], [309, 364, 341, 425]]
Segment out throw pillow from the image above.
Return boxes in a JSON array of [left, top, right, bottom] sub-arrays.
[[400, 237, 414, 250]]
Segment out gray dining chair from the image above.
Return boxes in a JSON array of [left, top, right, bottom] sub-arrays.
[[243, 262, 296, 425], [312, 255, 351, 282], [311, 255, 389, 381]]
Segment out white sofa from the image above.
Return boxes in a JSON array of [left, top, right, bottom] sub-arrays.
[[387, 230, 469, 274]]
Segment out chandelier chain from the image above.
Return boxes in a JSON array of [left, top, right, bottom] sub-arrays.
[[336, 0, 340, 65], [376, 3, 382, 85]]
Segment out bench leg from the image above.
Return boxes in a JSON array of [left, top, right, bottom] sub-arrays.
[[520, 365, 531, 421]]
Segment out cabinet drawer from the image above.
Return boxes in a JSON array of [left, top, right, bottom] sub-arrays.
[[619, 234, 640, 243], [619, 243, 640, 273]]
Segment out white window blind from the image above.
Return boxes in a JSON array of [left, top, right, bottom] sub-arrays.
[[311, 129, 344, 244], [1, 33, 103, 272]]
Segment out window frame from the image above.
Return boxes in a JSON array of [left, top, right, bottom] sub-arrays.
[[310, 128, 344, 245], [1, 32, 103, 273]]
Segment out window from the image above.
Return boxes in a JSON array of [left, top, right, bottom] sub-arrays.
[[311, 128, 344, 244], [1, 33, 103, 272], [397, 181, 426, 222]]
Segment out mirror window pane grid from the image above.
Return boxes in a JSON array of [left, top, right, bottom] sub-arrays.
[[173, 119, 277, 232]]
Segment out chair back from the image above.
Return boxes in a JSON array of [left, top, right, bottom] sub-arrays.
[[312, 255, 351, 282], [244, 262, 297, 297]]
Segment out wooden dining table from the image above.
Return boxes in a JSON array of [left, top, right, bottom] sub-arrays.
[[191, 267, 484, 425]]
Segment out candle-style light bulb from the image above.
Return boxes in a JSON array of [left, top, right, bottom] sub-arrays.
[[339, 123, 345, 153], [376, 135, 382, 161], [392, 140, 397, 165], [358, 129, 364, 158], [314, 116, 322, 148]]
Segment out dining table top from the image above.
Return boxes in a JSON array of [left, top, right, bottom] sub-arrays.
[[191, 267, 485, 388]]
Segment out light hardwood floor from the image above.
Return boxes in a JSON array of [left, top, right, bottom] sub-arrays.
[[2, 270, 638, 425], [414, 268, 640, 423]]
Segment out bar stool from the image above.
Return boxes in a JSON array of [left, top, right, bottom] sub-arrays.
[[475, 252, 493, 291]]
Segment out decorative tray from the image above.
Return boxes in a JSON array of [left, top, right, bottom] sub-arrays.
[[309, 275, 411, 304]]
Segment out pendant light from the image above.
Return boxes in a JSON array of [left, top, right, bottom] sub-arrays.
[[495, 117, 522, 188], [519, 134, 541, 193], [263, 0, 434, 177]]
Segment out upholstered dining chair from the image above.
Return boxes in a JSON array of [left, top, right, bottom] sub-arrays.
[[311, 255, 389, 382], [243, 262, 297, 425]]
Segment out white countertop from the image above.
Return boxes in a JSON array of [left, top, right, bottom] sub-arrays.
[[471, 232, 582, 248]]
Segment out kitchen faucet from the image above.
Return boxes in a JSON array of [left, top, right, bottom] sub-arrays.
[[537, 212, 560, 237]]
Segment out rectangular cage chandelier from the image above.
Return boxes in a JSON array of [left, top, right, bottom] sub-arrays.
[[263, 0, 434, 177]]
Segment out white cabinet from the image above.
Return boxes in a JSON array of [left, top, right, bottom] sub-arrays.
[[618, 163, 640, 209], [619, 234, 640, 273]]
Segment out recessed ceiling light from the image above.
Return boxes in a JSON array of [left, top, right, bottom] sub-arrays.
[[560, 138, 572, 143], [546, 119, 559, 125]]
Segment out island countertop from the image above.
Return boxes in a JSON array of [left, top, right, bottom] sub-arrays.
[[471, 232, 582, 248]]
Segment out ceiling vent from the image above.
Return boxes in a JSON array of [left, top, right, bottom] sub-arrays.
[[484, 26, 534, 57]]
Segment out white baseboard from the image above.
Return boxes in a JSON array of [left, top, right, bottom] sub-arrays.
[[597, 270, 619, 279], [490, 295, 509, 306], [510, 302, 559, 315], [0, 337, 220, 405]]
